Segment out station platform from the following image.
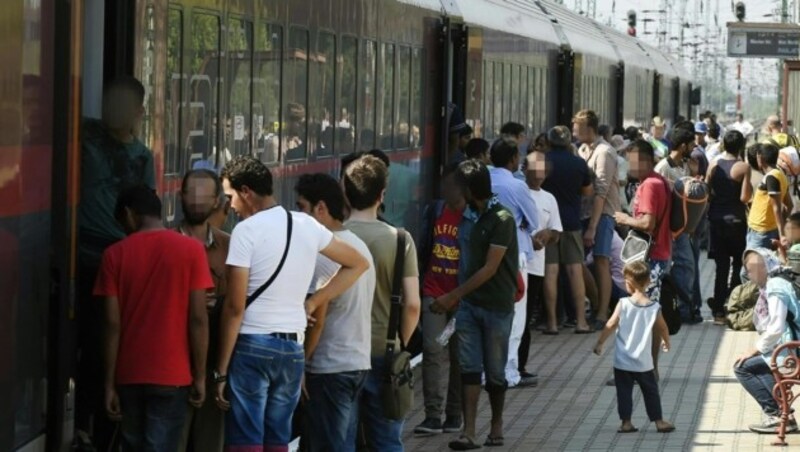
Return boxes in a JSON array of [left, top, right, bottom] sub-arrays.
[[401, 257, 793, 451]]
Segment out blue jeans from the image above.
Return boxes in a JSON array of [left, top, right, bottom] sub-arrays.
[[456, 301, 514, 390], [734, 356, 779, 416], [670, 233, 695, 319], [225, 334, 305, 450], [358, 357, 404, 452], [117, 384, 189, 452], [305, 371, 367, 452], [746, 228, 779, 251]]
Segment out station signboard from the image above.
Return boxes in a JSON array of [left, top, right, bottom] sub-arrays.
[[727, 22, 800, 58]]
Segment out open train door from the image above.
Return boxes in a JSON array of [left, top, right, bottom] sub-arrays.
[[438, 17, 469, 172]]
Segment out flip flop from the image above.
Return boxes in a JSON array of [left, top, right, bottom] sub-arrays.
[[484, 435, 505, 446], [617, 426, 639, 433], [449, 436, 482, 450], [657, 425, 676, 433]]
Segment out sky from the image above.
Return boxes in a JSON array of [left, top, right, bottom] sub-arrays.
[[572, 0, 791, 109]]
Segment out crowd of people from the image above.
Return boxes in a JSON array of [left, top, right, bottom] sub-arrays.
[[75, 75, 800, 452]]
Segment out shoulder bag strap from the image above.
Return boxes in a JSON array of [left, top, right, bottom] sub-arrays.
[[245, 209, 293, 309], [384, 229, 407, 363]]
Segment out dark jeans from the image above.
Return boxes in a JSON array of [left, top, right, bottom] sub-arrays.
[[305, 371, 368, 452], [519, 274, 544, 372], [358, 357, 404, 452], [734, 356, 780, 416], [614, 368, 663, 422], [117, 384, 190, 452], [709, 218, 746, 317]]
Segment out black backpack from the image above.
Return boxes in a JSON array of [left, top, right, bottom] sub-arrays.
[[659, 274, 682, 335]]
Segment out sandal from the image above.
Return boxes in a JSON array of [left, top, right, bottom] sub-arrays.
[[484, 435, 505, 446], [449, 436, 482, 450], [617, 426, 639, 433], [656, 425, 676, 433]]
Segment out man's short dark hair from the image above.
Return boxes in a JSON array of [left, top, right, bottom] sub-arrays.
[[489, 138, 518, 168], [707, 121, 721, 140], [105, 76, 145, 105], [673, 120, 695, 133], [182, 169, 222, 196], [295, 173, 346, 222], [722, 130, 746, 157], [626, 139, 655, 163], [624, 126, 640, 141], [746, 143, 761, 170], [343, 155, 388, 210], [455, 160, 492, 201], [221, 156, 273, 196], [758, 143, 780, 167], [115, 185, 162, 222], [464, 138, 490, 160], [367, 149, 391, 167], [340, 151, 366, 178], [500, 122, 525, 137], [669, 127, 695, 150]]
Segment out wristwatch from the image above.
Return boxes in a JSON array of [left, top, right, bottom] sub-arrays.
[[212, 370, 227, 384]]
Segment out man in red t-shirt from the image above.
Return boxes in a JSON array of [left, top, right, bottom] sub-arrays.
[[414, 163, 466, 435], [93, 185, 213, 451], [614, 139, 672, 379]]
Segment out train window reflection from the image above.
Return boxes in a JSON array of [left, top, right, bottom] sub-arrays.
[[285, 27, 309, 161], [189, 13, 221, 172], [165, 8, 183, 175], [228, 18, 253, 160], [511, 65, 520, 125], [493, 62, 502, 138], [503, 63, 511, 122], [315, 31, 336, 158], [378, 43, 395, 150], [410, 47, 423, 148], [396, 46, 411, 150], [337, 36, 357, 155], [483, 61, 493, 139], [360, 40, 377, 150], [254, 24, 282, 164]]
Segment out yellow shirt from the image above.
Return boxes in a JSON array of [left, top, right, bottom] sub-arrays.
[[748, 168, 788, 232]]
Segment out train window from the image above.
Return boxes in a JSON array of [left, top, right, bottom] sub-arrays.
[[189, 13, 221, 171], [511, 65, 520, 126], [503, 63, 511, 124], [285, 27, 309, 161], [254, 24, 282, 164], [315, 31, 336, 158], [336, 36, 357, 155], [527, 67, 535, 136], [483, 61, 493, 139], [165, 9, 183, 175], [360, 39, 377, 150], [228, 18, 253, 159], [396, 45, 411, 149], [539, 67, 546, 133], [410, 47, 423, 148], [493, 62, 502, 138], [378, 43, 395, 150], [141, 5, 157, 151]]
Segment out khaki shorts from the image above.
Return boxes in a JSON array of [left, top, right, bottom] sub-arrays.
[[545, 230, 584, 265]]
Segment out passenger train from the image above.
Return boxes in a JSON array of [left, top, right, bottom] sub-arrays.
[[0, 0, 695, 450]]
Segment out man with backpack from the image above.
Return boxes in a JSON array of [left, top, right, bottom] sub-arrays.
[[614, 139, 673, 381]]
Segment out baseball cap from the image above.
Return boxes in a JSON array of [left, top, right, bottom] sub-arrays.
[[694, 121, 708, 134]]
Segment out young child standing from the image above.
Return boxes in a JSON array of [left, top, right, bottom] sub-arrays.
[[594, 261, 676, 434]]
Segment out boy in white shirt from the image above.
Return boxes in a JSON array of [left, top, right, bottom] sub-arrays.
[[518, 149, 563, 382]]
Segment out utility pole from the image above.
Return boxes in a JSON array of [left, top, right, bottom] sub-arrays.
[[778, 0, 789, 112]]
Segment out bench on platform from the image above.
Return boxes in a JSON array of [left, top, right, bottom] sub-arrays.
[[770, 341, 800, 446]]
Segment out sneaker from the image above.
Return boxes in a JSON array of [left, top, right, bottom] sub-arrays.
[[520, 371, 538, 379], [443, 416, 463, 433], [748, 415, 799, 434], [414, 417, 443, 435]]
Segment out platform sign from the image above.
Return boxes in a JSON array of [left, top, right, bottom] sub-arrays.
[[727, 22, 800, 58]]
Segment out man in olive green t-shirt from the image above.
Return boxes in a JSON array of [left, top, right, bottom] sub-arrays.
[[343, 154, 421, 449], [431, 160, 518, 450]]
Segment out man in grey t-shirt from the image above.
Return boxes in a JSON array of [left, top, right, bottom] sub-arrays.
[[296, 174, 376, 452]]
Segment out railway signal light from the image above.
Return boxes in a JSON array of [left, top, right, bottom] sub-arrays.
[[735, 2, 745, 22], [627, 10, 637, 36]]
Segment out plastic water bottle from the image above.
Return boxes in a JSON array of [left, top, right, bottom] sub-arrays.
[[437, 318, 457, 346]]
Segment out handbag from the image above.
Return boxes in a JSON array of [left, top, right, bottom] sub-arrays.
[[380, 229, 415, 421], [244, 208, 293, 308]]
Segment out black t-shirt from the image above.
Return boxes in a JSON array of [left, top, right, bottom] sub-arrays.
[[541, 148, 592, 231]]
